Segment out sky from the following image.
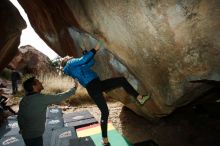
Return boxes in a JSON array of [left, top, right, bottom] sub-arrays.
[[9, 0, 58, 60]]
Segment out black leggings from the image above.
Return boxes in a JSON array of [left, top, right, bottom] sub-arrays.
[[86, 77, 139, 138]]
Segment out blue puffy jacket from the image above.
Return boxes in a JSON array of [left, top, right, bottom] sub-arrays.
[[63, 49, 98, 87]]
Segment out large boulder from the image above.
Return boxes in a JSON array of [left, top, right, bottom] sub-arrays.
[[0, 0, 26, 71], [8, 45, 55, 75]]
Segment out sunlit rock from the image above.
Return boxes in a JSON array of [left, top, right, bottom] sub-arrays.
[[8, 45, 55, 75]]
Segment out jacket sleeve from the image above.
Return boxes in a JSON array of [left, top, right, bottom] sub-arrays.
[[68, 49, 96, 68], [42, 88, 76, 105], [84, 58, 95, 68]]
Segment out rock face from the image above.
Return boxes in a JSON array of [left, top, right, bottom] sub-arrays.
[[0, 0, 219, 118], [9, 45, 55, 75], [0, 0, 26, 71]]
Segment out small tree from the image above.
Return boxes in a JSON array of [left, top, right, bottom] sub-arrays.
[[50, 56, 63, 75]]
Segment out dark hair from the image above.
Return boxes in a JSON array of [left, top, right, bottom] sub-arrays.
[[22, 77, 36, 93]]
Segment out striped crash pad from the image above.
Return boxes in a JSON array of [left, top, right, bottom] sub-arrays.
[[76, 123, 132, 146]]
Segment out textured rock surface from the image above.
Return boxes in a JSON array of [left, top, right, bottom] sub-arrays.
[[0, 0, 220, 118], [8, 45, 55, 74], [0, 0, 26, 71]]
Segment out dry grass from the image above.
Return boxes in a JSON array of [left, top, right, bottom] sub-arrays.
[[37, 73, 115, 106], [36, 73, 92, 105], [38, 74, 75, 94]]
